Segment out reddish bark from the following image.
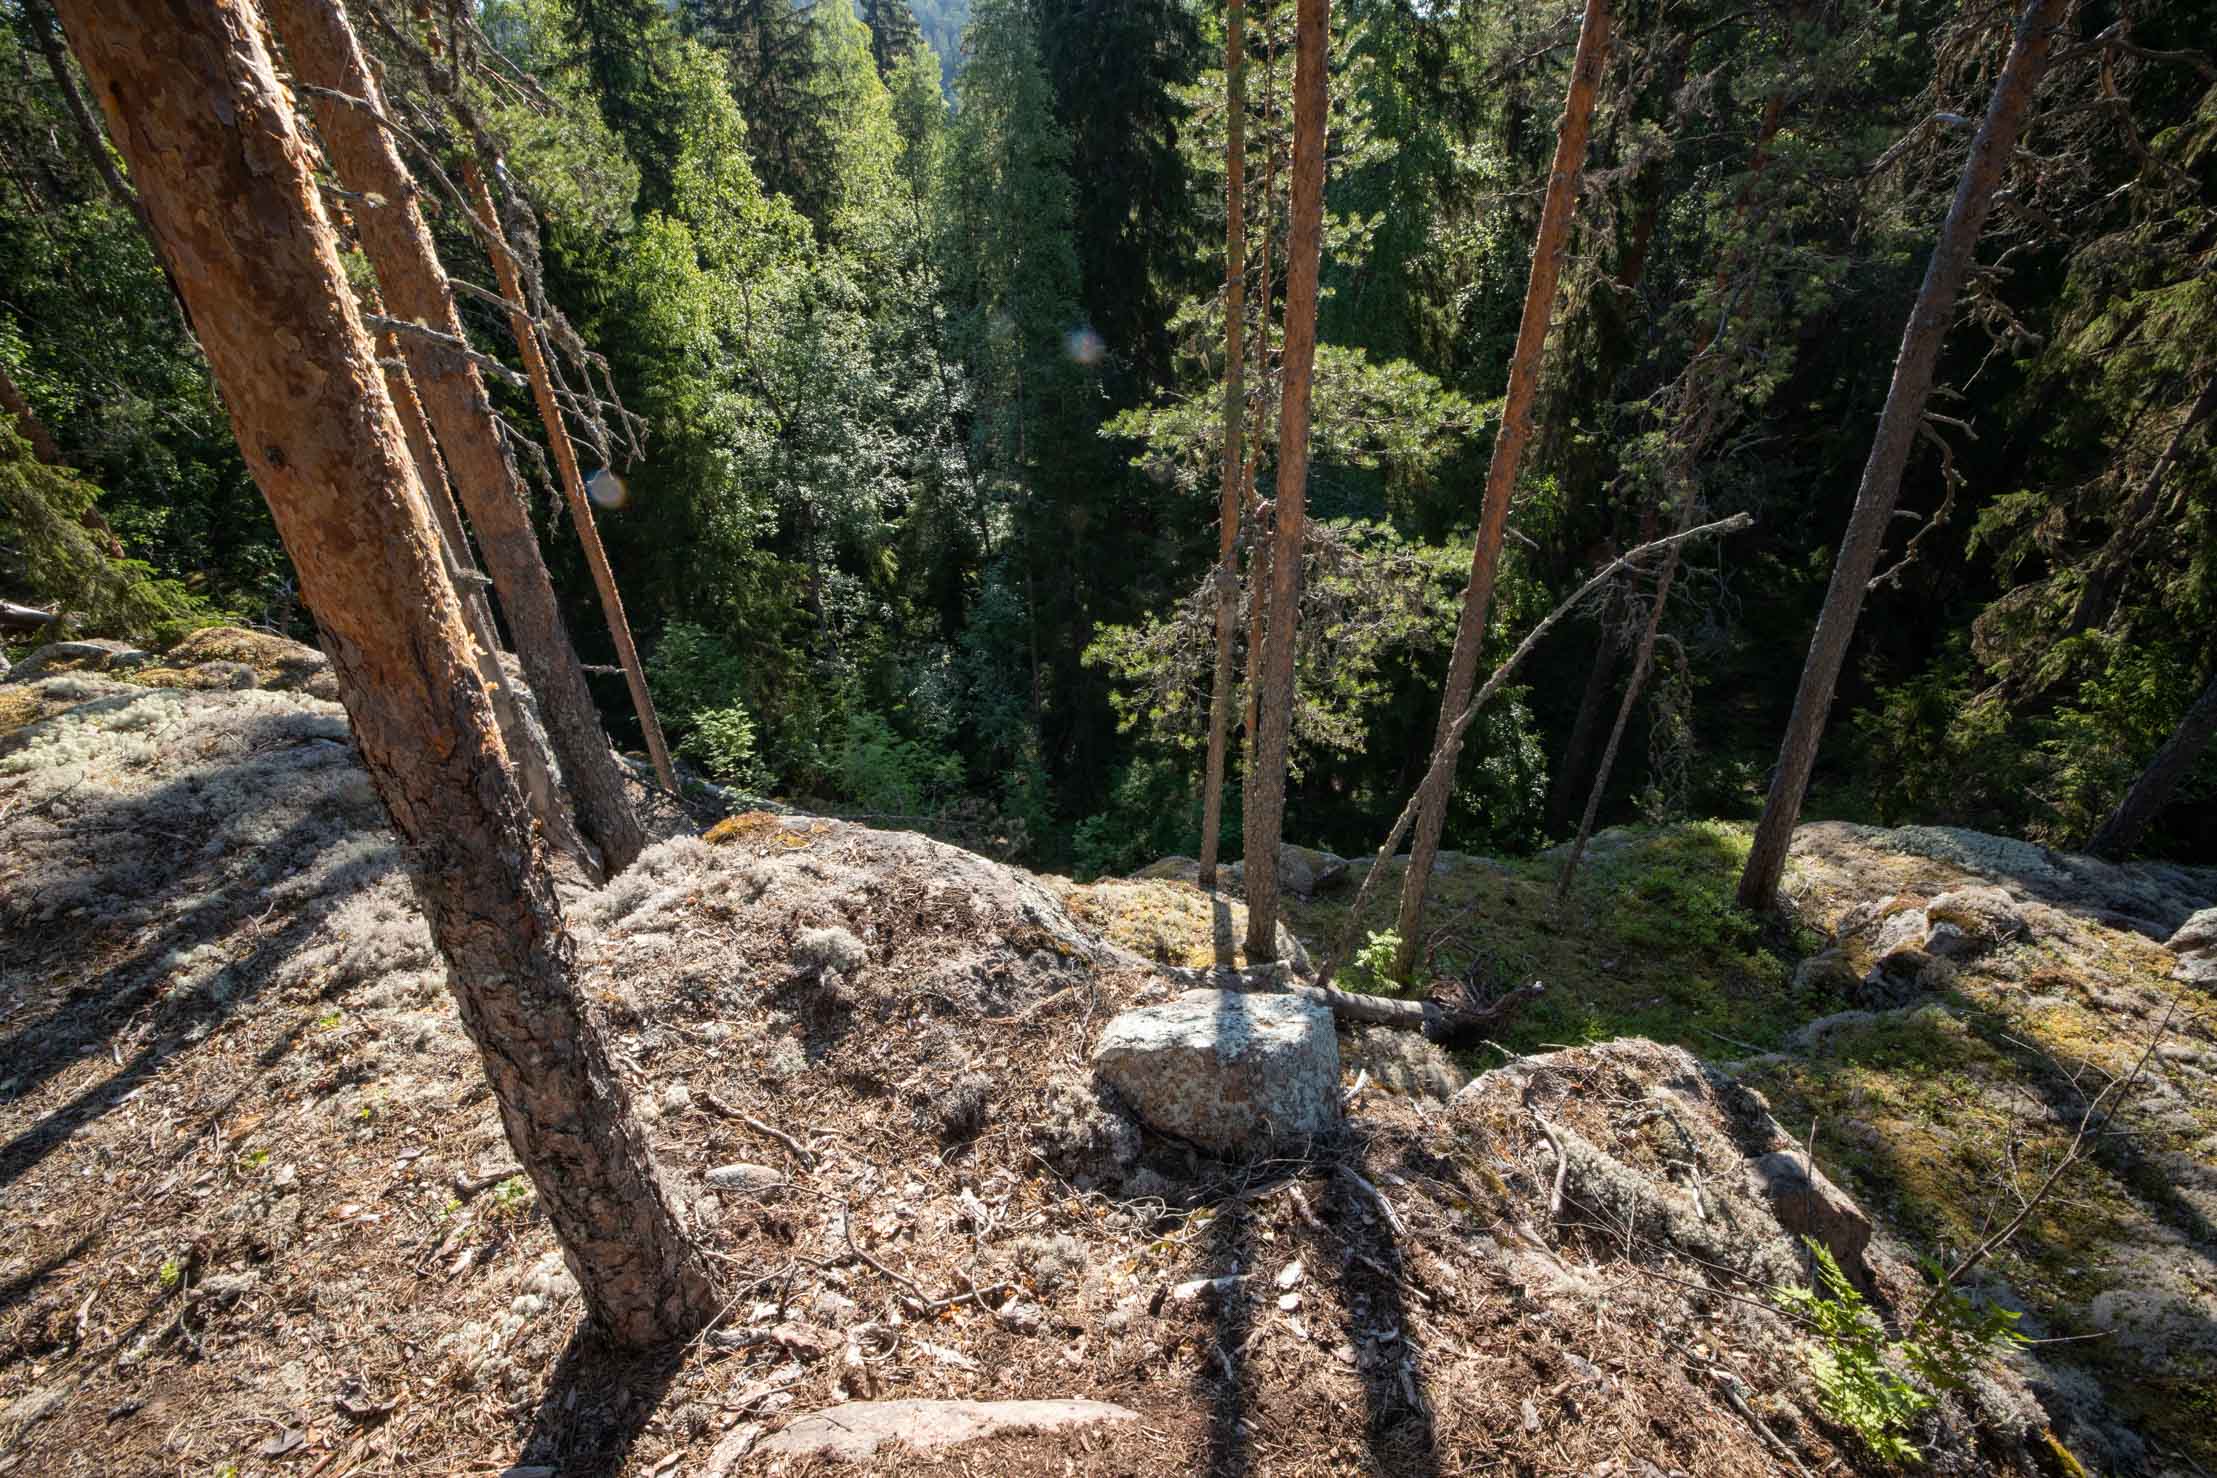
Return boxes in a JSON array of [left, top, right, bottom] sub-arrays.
[[1200, 0, 1249, 890], [54, 0, 715, 1345], [1242, 0, 1328, 960], [1739, 0, 2072, 909], [1394, 0, 1613, 978], [263, 0, 646, 871]]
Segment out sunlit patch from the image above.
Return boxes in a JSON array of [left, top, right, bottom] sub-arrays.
[[585, 466, 628, 509], [1063, 326, 1105, 367]]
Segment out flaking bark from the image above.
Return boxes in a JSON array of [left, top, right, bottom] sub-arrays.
[[54, 0, 716, 1346], [264, 0, 646, 871]]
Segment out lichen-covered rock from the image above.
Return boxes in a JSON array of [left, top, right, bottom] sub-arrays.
[[0, 639, 149, 682], [1091, 989, 1340, 1158], [161, 625, 335, 696], [1344, 1026, 1466, 1102], [1925, 884, 2029, 948], [2167, 907, 2217, 988]]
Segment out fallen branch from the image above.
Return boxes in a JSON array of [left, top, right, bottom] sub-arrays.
[[1318, 512, 1753, 989]]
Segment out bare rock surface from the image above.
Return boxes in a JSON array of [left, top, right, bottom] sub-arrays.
[[757, 1398, 1139, 1463], [1092, 988, 1340, 1157], [0, 639, 149, 682]]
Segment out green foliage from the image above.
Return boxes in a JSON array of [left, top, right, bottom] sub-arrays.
[[1774, 1240, 2025, 1466], [835, 709, 963, 816], [1344, 929, 1404, 993], [0, 424, 198, 639], [1069, 756, 1202, 880]]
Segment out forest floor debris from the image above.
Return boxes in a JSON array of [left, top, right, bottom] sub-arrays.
[[0, 651, 2211, 1473]]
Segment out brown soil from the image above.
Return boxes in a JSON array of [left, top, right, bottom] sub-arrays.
[[0, 674, 2044, 1476]]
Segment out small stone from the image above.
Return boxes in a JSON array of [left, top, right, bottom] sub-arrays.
[[755, 1399, 1138, 1463], [704, 1162, 784, 1192]]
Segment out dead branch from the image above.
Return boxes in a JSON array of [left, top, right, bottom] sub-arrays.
[[1318, 512, 1754, 987]]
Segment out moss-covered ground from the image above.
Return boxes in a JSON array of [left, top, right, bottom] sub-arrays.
[[1087, 821, 2216, 1469]]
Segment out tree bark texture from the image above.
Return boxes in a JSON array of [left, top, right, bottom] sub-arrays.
[[1241, 0, 1327, 961], [2085, 668, 2217, 859], [1393, 0, 1612, 979], [367, 306, 589, 872], [263, 0, 646, 872], [1737, 0, 2071, 910], [463, 160, 680, 797], [54, 0, 715, 1346], [1199, 0, 1247, 890]]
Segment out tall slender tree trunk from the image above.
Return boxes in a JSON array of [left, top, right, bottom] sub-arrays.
[[368, 305, 589, 872], [1199, 0, 1248, 889], [264, 0, 646, 872], [464, 160, 679, 796], [1241, 0, 1327, 961], [1737, 0, 2071, 911], [1546, 588, 1620, 830], [54, 0, 715, 1345], [1240, 37, 1280, 789], [1392, 0, 1612, 979], [2085, 668, 2217, 860]]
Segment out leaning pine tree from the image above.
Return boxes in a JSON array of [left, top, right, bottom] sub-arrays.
[[1391, 0, 1612, 981], [54, 0, 717, 1346], [264, 0, 649, 873], [1737, 0, 2073, 911]]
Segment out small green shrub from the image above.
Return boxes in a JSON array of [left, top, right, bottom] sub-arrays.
[[1343, 928, 1405, 992], [1775, 1241, 2025, 1465], [678, 702, 769, 791]]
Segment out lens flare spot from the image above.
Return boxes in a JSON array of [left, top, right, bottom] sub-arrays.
[[586, 466, 628, 509], [1064, 326, 1105, 367]]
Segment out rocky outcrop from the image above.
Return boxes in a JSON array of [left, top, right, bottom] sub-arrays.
[[0, 638, 149, 682], [1092, 988, 1341, 1157], [1451, 1038, 1874, 1289], [2167, 907, 2217, 988]]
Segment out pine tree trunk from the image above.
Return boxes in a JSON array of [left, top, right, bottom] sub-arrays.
[[1393, 0, 1612, 979], [369, 311, 589, 872], [1546, 591, 1620, 830], [2084, 669, 2217, 860], [1199, 0, 1248, 889], [54, 0, 716, 1345], [1737, 0, 2070, 911], [463, 161, 679, 796], [264, 0, 647, 872], [1242, 0, 1327, 962]]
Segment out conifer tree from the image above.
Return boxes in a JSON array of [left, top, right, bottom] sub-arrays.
[[862, 0, 924, 80], [1737, 0, 2074, 911], [1393, 0, 1612, 979], [52, 0, 715, 1345]]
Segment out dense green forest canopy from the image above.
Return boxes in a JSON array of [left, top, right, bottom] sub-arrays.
[[3, 0, 2212, 870]]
